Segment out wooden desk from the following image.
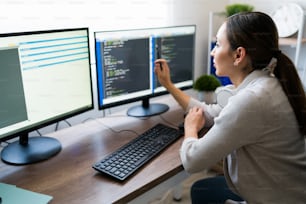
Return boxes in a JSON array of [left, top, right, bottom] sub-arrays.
[[0, 95, 186, 204]]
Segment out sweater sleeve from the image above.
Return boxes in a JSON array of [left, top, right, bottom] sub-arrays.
[[187, 97, 222, 127], [180, 91, 265, 173]]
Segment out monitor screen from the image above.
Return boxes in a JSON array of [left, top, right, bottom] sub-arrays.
[[0, 28, 93, 164], [95, 25, 195, 117]]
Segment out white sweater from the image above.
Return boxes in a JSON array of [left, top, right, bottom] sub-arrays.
[[180, 70, 306, 204]]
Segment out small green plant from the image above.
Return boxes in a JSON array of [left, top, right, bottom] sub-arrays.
[[225, 3, 254, 17], [193, 74, 221, 92]]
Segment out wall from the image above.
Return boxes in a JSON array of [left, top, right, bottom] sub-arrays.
[[168, 0, 228, 79], [171, 0, 306, 78], [229, 0, 306, 87], [229, 0, 306, 13]]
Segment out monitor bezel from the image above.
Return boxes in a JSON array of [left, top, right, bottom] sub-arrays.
[[0, 27, 94, 142], [94, 24, 196, 111]]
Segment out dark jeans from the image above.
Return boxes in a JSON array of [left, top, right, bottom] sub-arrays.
[[191, 176, 244, 204]]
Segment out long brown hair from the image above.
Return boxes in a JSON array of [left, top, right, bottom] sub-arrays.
[[226, 11, 306, 135]]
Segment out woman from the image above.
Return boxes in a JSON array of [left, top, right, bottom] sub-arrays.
[[154, 12, 306, 204]]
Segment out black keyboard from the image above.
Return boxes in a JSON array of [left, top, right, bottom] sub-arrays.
[[92, 123, 182, 181]]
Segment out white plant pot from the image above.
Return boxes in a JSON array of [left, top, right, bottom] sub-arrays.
[[198, 91, 216, 104]]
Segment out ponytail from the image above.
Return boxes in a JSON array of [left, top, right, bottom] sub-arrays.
[[227, 12, 306, 135], [274, 53, 306, 135]]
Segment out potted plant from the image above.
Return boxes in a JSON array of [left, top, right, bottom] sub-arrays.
[[225, 3, 254, 17], [193, 74, 221, 104]]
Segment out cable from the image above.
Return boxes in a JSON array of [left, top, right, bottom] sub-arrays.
[[64, 120, 72, 127], [55, 120, 72, 131], [82, 117, 96, 123], [36, 130, 42, 136], [0, 141, 10, 147], [93, 118, 139, 136], [158, 114, 179, 128]]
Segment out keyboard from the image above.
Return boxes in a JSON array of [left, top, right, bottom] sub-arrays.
[[92, 123, 182, 181]]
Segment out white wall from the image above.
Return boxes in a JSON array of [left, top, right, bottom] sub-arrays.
[[229, 0, 306, 86], [0, 0, 172, 32], [0, 0, 227, 79], [170, 0, 306, 78], [168, 0, 229, 79], [0, 0, 174, 65], [229, 0, 306, 13]]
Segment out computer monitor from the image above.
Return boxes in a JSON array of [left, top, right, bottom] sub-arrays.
[[0, 28, 93, 165], [95, 25, 195, 117]]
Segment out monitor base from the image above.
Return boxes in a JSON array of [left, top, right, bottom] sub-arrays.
[[127, 103, 169, 117], [1, 136, 61, 165]]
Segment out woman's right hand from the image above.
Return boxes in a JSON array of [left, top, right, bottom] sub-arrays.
[[154, 59, 172, 88], [154, 58, 191, 111]]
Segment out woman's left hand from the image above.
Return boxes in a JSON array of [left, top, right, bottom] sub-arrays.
[[184, 107, 205, 139]]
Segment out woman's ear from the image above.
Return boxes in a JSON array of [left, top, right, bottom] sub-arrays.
[[233, 47, 246, 66]]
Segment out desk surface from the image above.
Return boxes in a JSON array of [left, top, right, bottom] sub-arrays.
[[0, 94, 186, 204]]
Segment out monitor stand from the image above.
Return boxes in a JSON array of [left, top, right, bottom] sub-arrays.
[[1, 134, 61, 165], [127, 98, 169, 117]]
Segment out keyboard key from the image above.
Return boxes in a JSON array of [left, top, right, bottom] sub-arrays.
[[92, 123, 181, 181]]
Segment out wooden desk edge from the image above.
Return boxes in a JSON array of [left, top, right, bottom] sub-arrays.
[[0, 93, 189, 204], [117, 165, 184, 204]]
